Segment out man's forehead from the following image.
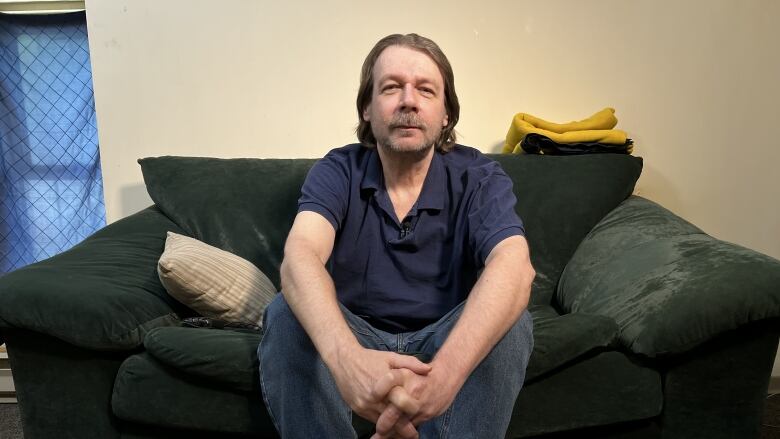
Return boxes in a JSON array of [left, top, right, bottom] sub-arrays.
[[373, 45, 443, 85]]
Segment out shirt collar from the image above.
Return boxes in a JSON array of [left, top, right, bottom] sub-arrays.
[[360, 148, 383, 193], [360, 148, 445, 212], [416, 151, 445, 211]]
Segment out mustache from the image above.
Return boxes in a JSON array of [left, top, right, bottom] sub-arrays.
[[389, 113, 425, 129]]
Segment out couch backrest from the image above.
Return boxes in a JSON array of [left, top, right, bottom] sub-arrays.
[[140, 152, 641, 306], [140, 157, 315, 290], [490, 154, 642, 305]]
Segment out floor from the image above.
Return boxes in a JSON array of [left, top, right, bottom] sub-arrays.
[[763, 393, 780, 439], [0, 402, 22, 439]]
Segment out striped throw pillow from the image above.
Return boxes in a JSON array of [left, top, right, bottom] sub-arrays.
[[158, 232, 276, 326]]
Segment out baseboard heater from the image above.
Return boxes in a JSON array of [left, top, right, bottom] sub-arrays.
[[0, 345, 15, 402]]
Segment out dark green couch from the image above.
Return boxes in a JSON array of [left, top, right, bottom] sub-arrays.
[[1, 152, 779, 439]]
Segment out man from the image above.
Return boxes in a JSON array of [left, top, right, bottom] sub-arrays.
[[259, 33, 535, 438]]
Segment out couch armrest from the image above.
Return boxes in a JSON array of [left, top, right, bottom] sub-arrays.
[[0, 206, 192, 351], [556, 196, 780, 357]]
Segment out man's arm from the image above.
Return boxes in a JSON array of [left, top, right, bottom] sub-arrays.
[[430, 234, 534, 389], [281, 211, 430, 434], [373, 234, 534, 432], [280, 211, 355, 370]]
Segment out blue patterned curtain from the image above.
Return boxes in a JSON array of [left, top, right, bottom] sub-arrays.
[[0, 12, 105, 274]]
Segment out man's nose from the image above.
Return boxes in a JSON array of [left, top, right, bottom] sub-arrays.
[[399, 84, 419, 111]]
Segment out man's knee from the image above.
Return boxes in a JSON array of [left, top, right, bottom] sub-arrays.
[[260, 293, 316, 355], [260, 293, 318, 363], [509, 309, 534, 349], [484, 310, 534, 374], [263, 293, 300, 332]]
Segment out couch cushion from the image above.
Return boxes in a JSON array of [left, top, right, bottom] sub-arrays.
[[0, 207, 192, 351], [158, 232, 277, 326], [140, 156, 316, 290], [143, 326, 261, 393], [113, 351, 374, 436], [526, 305, 619, 381], [142, 305, 619, 394], [557, 196, 780, 357], [112, 352, 272, 434], [508, 350, 662, 437], [490, 153, 642, 305]]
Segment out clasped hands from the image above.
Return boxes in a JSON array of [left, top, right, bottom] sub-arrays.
[[333, 349, 460, 439]]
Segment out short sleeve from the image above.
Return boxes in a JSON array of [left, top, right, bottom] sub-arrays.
[[298, 150, 350, 231], [467, 165, 525, 265]]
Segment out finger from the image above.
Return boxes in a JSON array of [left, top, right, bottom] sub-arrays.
[[387, 386, 420, 416], [375, 404, 402, 435], [388, 354, 431, 375], [411, 409, 435, 426], [372, 370, 406, 401], [393, 414, 419, 439], [351, 400, 382, 424]]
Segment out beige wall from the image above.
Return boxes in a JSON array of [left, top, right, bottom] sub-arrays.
[[86, 0, 780, 260], [84, 0, 780, 370]]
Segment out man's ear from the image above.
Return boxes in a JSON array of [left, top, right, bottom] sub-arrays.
[[362, 106, 371, 122], [442, 114, 449, 127]]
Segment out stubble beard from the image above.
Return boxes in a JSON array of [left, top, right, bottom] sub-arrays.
[[383, 137, 435, 155], [375, 113, 442, 157]]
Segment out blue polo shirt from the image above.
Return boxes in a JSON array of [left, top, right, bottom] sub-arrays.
[[298, 143, 525, 333]]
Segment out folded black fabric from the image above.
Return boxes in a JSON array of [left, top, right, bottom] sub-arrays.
[[181, 316, 262, 333], [521, 133, 633, 155]]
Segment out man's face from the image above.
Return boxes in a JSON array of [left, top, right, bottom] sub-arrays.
[[362, 45, 449, 153]]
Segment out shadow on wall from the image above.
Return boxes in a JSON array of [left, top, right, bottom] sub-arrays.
[[120, 184, 153, 219], [489, 140, 505, 154], [634, 163, 683, 217]]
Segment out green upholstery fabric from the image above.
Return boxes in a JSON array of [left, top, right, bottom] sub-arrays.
[[557, 196, 780, 356], [4, 329, 126, 439], [508, 350, 662, 437], [526, 304, 619, 381], [489, 154, 642, 305], [144, 326, 261, 393], [139, 157, 317, 289], [521, 421, 660, 439], [147, 306, 617, 394], [112, 352, 273, 434], [112, 352, 376, 437], [119, 423, 276, 439], [660, 320, 779, 438], [0, 207, 191, 351]]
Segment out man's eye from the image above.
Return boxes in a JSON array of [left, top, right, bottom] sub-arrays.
[[419, 87, 435, 96], [382, 84, 400, 93]]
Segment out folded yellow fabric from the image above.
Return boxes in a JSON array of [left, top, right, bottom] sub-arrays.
[[502, 107, 628, 154]]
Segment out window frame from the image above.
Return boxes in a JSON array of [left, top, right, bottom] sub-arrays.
[[0, 0, 84, 15]]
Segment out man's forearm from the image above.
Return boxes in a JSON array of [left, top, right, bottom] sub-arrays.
[[430, 236, 534, 386], [374, 237, 534, 428], [280, 244, 361, 367], [282, 236, 431, 433]]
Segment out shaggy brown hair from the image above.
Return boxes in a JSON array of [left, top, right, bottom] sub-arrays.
[[356, 33, 460, 153]]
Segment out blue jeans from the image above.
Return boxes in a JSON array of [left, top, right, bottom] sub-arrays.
[[258, 294, 534, 438]]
